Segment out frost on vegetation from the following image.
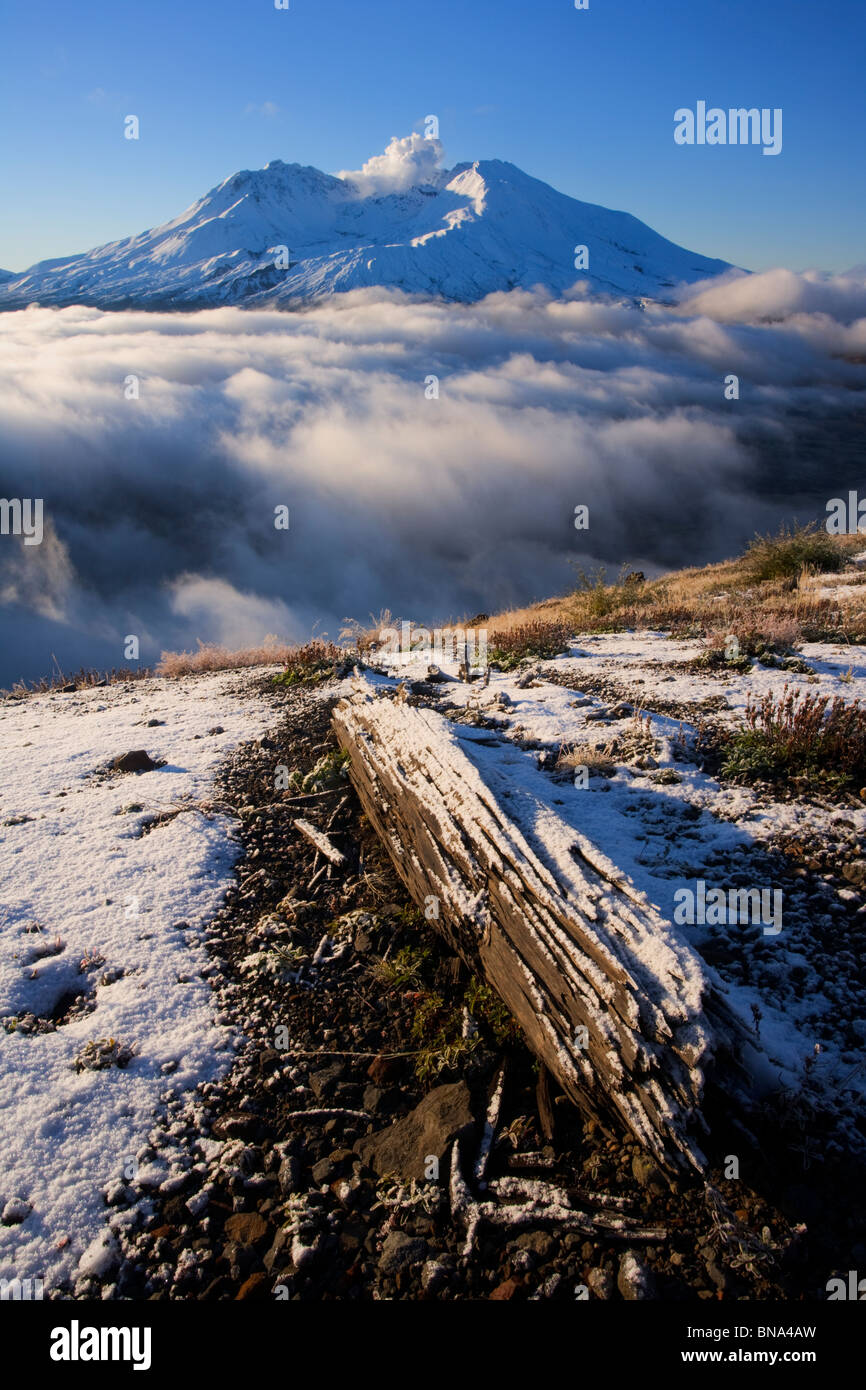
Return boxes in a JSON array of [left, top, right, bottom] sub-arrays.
[[372, 1177, 446, 1220], [73, 1037, 136, 1073], [285, 748, 350, 793], [239, 943, 308, 982]]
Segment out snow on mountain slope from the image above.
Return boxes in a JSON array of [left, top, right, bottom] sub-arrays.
[[0, 139, 734, 311]]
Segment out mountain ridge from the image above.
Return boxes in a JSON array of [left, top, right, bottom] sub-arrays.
[[0, 144, 735, 310]]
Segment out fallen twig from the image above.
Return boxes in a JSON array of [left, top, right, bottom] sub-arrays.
[[294, 818, 347, 865]]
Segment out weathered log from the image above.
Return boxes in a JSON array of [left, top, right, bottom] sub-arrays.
[[333, 689, 756, 1175]]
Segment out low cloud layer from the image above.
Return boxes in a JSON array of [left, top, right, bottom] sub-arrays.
[[1, 268, 865, 685]]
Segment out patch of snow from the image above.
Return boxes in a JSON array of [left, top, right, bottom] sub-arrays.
[[0, 671, 275, 1288]]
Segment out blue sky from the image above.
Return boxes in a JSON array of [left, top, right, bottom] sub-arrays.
[[0, 0, 862, 273]]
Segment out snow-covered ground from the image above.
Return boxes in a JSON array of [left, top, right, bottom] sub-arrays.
[[0, 672, 276, 1290], [2, 635, 864, 1292], [365, 632, 866, 1152]]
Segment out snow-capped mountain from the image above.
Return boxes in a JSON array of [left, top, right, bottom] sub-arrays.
[[0, 143, 733, 310]]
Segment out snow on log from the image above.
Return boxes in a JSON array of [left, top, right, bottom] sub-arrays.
[[332, 689, 755, 1175]]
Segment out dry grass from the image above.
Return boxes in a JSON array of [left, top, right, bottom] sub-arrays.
[[339, 610, 400, 657], [68, 527, 866, 696], [556, 742, 619, 776], [4, 664, 152, 698], [157, 636, 301, 678], [482, 530, 866, 648]]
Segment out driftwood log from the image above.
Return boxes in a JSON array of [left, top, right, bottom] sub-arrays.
[[333, 689, 756, 1175]]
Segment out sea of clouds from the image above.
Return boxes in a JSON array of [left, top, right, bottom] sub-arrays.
[[1, 268, 865, 686]]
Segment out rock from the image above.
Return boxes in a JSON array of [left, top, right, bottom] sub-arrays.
[[104, 1181, 135, 1207], [111, 750, 158, 773], [363, 1084, 385, 1113], [509, 1247, 535, 1274], [354, 1081, 476, 1181], [310, 1062, 345, 1100], [224, 1212, 270, 1247], [311, 1150, 353, 1186], [587, 1265, 615, 1299], [366, 1054, 402, 1086], [207, 727, 225, 736], [489, 1277, 524, 1300], [263, 1226, 295, 1274], [212, 1112, 257, 1140], [236, 1272, 269, 1300], [1, 1198, 31, 1225], [277, 1155, 303, 1195], [631, 1152, 667, 1193], [703, 1254, 730, 1291], [515, 1230, 555, 1261], [421, 1257, 454, 1293], [199, 1275, 231, 1300], [617, 1250, 656, 1300], [842, 860, 866, 888], [78, 1230, 121, 1278], [379, 1230, 428, 1275], [161, 1195, 189, 1227]]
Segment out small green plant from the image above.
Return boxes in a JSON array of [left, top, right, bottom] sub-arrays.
[[369, 944, 433, 991], [408, 992, 479, 1081], [464, 979, 521, 1047], [286, 748, 349, 793]]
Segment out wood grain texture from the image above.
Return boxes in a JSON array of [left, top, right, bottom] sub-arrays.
[[333, 690, 754, 1173]]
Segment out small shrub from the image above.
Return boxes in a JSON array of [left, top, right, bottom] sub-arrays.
[[742, 522, 844, 584], [570, 564, 618, 619], [722, 686, 866, 788], [271, 640, 351, 687], [488, 619, 573, 670]]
